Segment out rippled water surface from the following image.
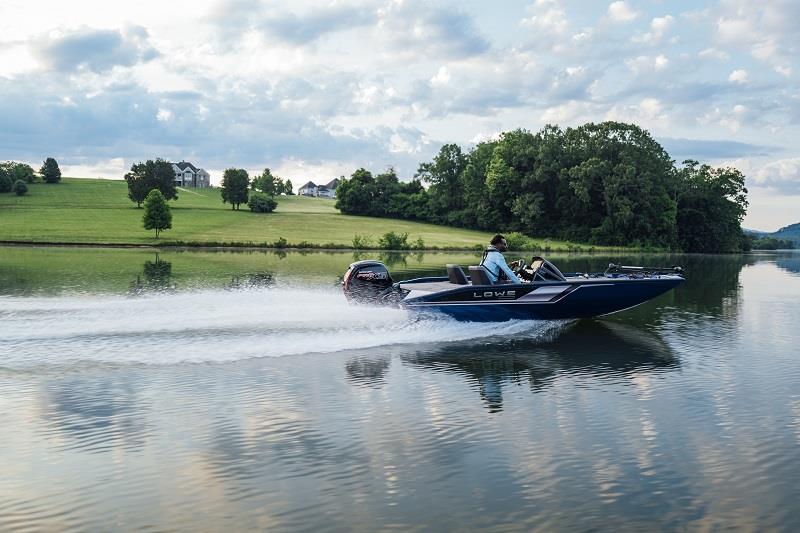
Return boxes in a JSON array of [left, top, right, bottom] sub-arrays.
[[1, 247, 799, 531]]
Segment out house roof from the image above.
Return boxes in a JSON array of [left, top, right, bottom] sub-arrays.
[[174, 161, 198, 172], [324, 178, 340, 188], [299, 181, 317, 189]]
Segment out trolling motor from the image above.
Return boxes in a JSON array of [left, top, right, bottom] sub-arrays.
[[605, 263, 684, 277]]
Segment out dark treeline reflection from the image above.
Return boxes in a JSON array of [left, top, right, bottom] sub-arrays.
[[358, 321, 679, 412], [774, 253, 800, 275]]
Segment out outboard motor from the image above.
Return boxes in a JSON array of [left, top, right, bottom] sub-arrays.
[[342, 260, 394, 304]]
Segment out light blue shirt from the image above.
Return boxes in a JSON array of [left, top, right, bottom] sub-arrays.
[[481, 247, 521, 283]]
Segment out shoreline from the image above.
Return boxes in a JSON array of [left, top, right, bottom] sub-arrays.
[[0, 239, 654, 253]]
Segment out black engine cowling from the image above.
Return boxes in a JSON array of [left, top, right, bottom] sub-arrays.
[[342, 261, 394, 304]]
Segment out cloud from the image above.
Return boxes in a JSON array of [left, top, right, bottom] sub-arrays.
[[377, 2, 490, 60], [32, 26, 159, 73], [728, 69, 748, 84], [258, 4, 376, 45], [632, 15, 674, 45], [658, 138, 778, 160], [607, 1, 638, 23], [751, 157, 800, 194], [625, 54, 669, 74], [713, 0, 800, 75]]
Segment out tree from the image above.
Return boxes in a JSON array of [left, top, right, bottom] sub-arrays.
[[284, 179, 294, 195], [676, 161, 748, 252], [416, 143, 468, 216], [0, 162, 36, 183], [40, 157, 61, 183], [221, 168, 249, 210], [13, 180, 28, 196], [142, 189, 172, 238], [0, 172, 12, 193], [251, 168, 277, 195], [124, 159, 178, 206], [248, 191, 278, 212]]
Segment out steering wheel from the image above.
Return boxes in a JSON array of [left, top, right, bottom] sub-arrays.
[[509, 259, 526, 275]]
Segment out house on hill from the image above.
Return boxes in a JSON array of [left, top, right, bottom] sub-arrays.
[[298, 178, 340, 198], [172, 161, 211, 188]]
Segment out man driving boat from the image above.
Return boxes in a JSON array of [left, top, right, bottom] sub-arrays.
[[481, 234, 523, 284]]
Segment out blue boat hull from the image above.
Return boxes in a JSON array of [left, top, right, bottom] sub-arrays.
[[401, 277, 684, 322]]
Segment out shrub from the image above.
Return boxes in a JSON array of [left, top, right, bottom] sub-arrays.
[[273, 237, 288, 248], [412, 237, 425, 250], [0, 173, 12, 193], [13, 179, 27, 196], [378, 231, 410, 250], [352, 234, 373, 248], [248, 192, 278, 213], [505, 231, 531, 250]]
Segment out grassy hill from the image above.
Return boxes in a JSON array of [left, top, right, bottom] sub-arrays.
[[0, 178, 608, 250]]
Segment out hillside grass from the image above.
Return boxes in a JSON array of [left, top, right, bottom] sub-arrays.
[[0, 178, 620, 250]]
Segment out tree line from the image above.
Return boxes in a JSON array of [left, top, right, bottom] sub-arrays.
[[123, 160, 296, 236], [0, 157, 62, 196], [335, 122, 750, 252]]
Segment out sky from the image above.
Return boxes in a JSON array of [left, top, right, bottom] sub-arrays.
[[0, 0, 798, 231]]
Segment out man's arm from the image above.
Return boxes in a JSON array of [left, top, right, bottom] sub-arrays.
[[497, 255, 522, 284]]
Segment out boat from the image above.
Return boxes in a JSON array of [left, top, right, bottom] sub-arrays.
[[342, 257, 684, 322]]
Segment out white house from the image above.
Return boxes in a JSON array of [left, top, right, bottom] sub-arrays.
[[298, 178, 340, 198], [172, 161, 211, 188]]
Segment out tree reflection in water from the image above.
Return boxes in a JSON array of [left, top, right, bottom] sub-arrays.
[[129, 253, 175, 294]]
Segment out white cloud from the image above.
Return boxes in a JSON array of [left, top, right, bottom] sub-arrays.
[[632, 15, 674, 45], [728, 69, 748, 84], [607, 1, 638, 23], [751, 157, 800, 194], [626, 54, 669, 74], [698, 48, 729, 61], [156, 108, 173, 121], [430, 66, 451, 87]]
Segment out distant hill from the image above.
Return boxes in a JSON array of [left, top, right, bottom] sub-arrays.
[[772, 223, 800, 244], [743, 228, 768, 236]]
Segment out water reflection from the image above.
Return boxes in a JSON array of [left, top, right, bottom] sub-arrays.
[[225, 272, 275, 290], [775, 254, 800, 276], [38, 373, 150, 453], [129, 254, 175, 294], [341, 321, 678, 412], [345, 356, 391, 388]]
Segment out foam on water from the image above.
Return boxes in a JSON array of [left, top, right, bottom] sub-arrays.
[[0, 287, 566, 367]]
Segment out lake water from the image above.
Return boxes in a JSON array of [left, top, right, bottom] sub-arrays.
[[1, 247, 799, 531]]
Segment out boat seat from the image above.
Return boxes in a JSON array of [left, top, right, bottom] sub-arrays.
[[446, 264, 468, 285], [468, 265, 494, 286]]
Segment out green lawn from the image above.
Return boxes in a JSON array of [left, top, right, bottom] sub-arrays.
[[0, 178, 615, 250]]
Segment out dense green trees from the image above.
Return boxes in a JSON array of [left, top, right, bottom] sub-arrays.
[[676, 161, 748, 253], [335, 168, 427, 220], [142, 189, 172, 237], [0, 172, 12, 193], [284, 179, 294, 195], [252, 168, 277, 195], [40, 157, 61, 184], [124, 159, 178, 207], [0, 162, 36, 184], [221, 168, 249, 210], [335, 121, 750, 252]]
